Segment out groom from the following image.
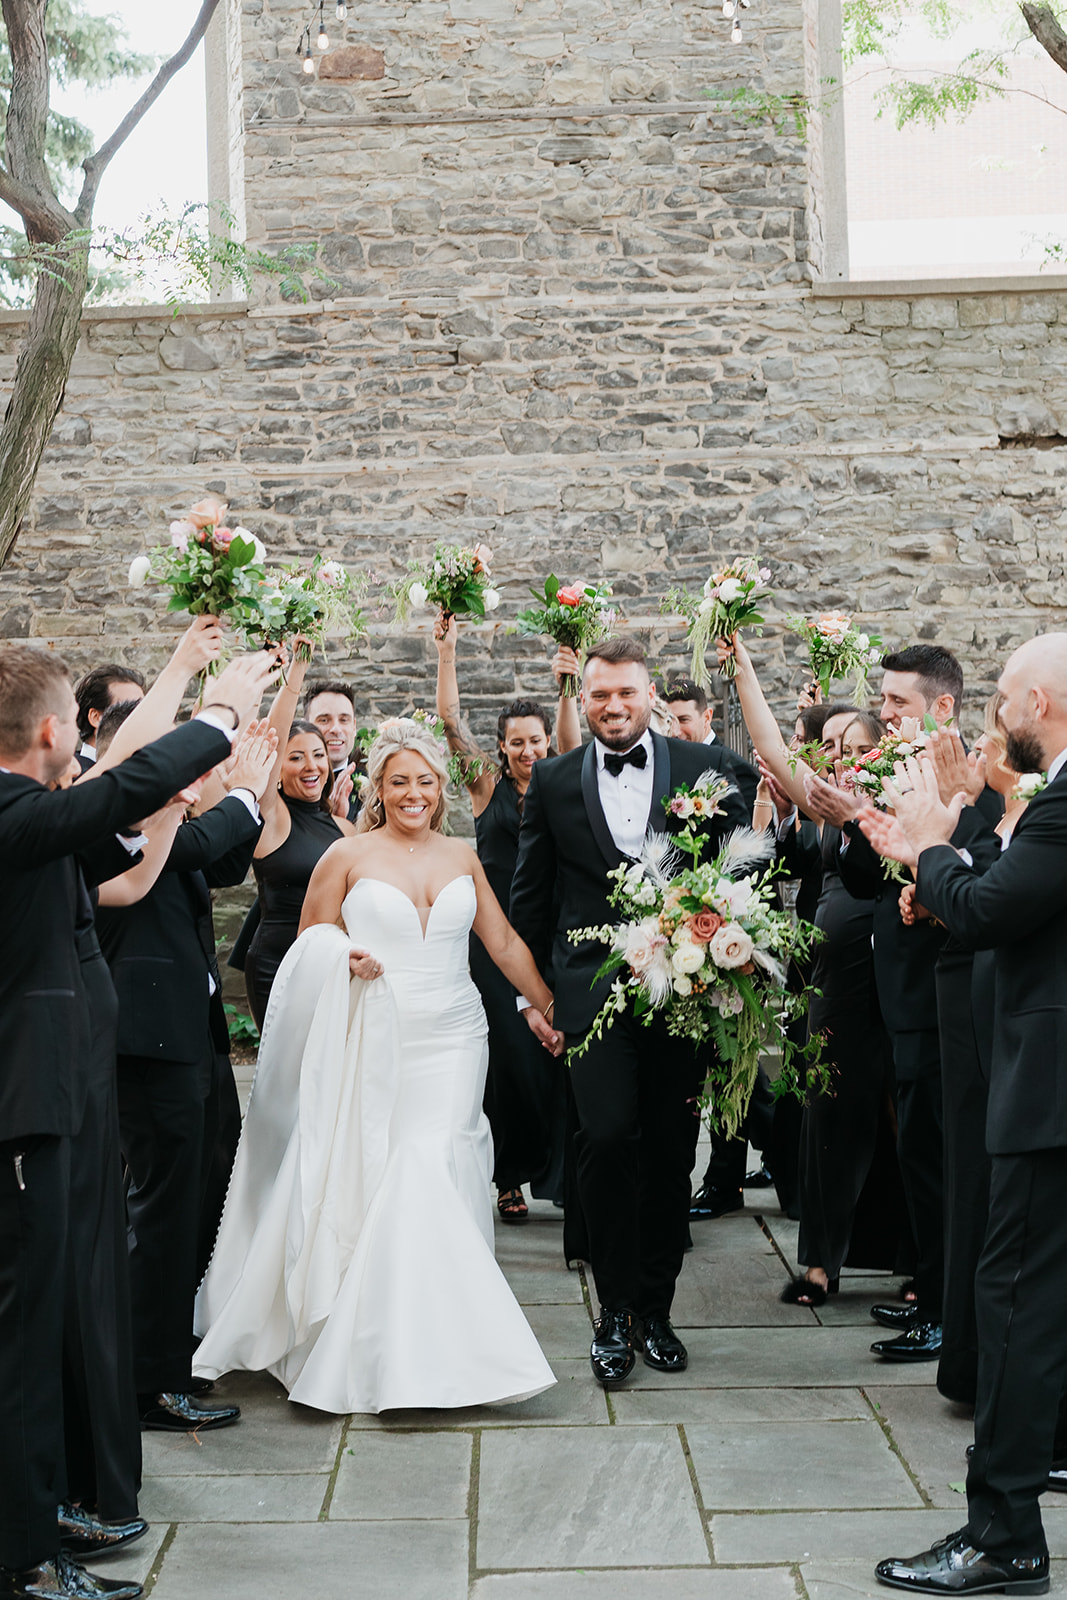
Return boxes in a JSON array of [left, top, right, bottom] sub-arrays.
[[510, 637, 749, 1387]]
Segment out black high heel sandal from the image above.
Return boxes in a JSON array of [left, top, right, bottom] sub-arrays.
[[780, 1274, 840, 1307]]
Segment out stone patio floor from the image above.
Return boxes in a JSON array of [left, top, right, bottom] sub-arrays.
[[107, 1129, 1067, 1600]]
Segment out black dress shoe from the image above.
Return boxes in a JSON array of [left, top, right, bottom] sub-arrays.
[[189, 1376, 215, 1396], [637, 1315, 688, 1372], [1044, 1459, 1067, 1493], [58, 1506, 148, 1558], [874, 1526, 1049, 1594], [744, 1165, 775, 1188], [0, 1555, 143, 1599], [589, 1309, 636, 1389], [871, 1322, 943, 1362], [871, 1303, 921, 1331], [138, 1391, 240, 1432], [689, 1184, 743, 1220]]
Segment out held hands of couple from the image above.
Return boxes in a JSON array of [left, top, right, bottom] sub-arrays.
[[522, 1004, 565, 1059]]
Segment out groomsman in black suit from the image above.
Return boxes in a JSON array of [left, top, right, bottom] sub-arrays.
[[96, 733, 275, 1435], [862, 632, 1067, 1596], [510, 638, 749, 1387], [73, 665, 146, 773], [0, 644, 273, 1600], [804, 645, 1001, 1363]]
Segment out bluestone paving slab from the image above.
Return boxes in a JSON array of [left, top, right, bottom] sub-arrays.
[[88, 1523, 167, 1588], [522, 1302, 596, 1359], [624, 1326, 938, 1388], [476, 1426, 707, 1569], [471, 1571, 798, 1600], [506, 1265, 585, 1304], [712, 1509, 1067, 1564], [612, 1386, 871, 1425], [682, 1216, 774, 1259], [866, 1385, 976, 1508], [687, 1420, 922, 1511], [142, 1384, 341, 1475], [344, 1360, 610, 1427], [138, 1471, 329, 1523], [150, 1520, 468, 1600], [331, 1431, 471, 1519], [672, 1253, 815, 1327]]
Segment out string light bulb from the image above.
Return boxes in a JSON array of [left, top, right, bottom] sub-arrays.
[[300, 27, 315, 72], [317, 3, 329, 48], [731, 20, 743, 40], [336, 1, 347, 16], [722, 0, 735, 13]]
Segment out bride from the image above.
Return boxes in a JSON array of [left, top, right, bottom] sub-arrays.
[[194, 719, 562, 1414]]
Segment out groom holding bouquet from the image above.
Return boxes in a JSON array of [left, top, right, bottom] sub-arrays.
[[510, 637, 748, 1387]]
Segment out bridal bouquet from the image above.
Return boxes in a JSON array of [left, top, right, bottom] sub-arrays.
[[243, 556, 367, 662], [127, 495, 269, 647], [838, 716, 938, 807], [569, 772, 822, 1137], [515, 575, 617, 696], [393, 542, 500, 623], [786, 612, 883, 704], [664, 557, 772, 687]]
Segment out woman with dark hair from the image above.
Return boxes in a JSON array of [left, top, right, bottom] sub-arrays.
[[245, 645, 356, 1029], [435, 614, 581, 1220]]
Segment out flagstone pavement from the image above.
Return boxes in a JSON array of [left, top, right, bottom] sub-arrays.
[[109, 1124, 1067, 1600]]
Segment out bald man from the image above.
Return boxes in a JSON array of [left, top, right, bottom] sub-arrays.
[[862, 633, 1067, 1596]]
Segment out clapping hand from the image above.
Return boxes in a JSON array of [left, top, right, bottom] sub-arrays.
[[523, 1006, 565, 1058], [330, 763, 356, 820], [224, 719, 279, 801], [925, 729, 987, 807], [349, 947, 384, 981], [803, 770, 863, 828], [856, 804, 918, 868]]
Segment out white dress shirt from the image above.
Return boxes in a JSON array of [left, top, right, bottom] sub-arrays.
[[79, 740, 96, 763], [1047, 746, 1067, 785], [595, 729, 655, 860]]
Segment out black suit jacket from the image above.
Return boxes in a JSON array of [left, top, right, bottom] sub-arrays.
[[837, 791, 1003, 1046], [509, 733, 750, 1034], [0, 720, 232, 1141], [709, 739, 759, 813], [96, 796, 260, 1063]]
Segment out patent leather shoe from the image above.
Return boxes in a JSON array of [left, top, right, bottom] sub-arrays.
[[744, 1164, 775, 1189], [637, 1315, 688, 1372], [1044, 1460, 1067, 1493], [189, 1376, 214, 1396], [138, 1391, 240, 1432], [589, 1309, 636, 1388], [0, 1554, 143, 1599], [871, 1303, 921, 1332], [874, 1527, 1049, 1594], [689, 1184, 743, 1220], [871, 1322, 942, 1362], [58, 1506, 148, 1558]]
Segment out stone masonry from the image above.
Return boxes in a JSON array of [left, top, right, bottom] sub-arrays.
[[0, 0, 1066, 744]]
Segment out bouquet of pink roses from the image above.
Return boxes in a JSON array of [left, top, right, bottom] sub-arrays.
[[664, 557, 773, 686], [515, 574, 616, 696], [393, 541, 500, 623], [787, 611, 883, 704], [243, 555, 366, 662], [127, 495, 269, 652]]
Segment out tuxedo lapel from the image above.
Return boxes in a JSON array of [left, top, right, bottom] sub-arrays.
[[645, 731, 671, 838], [580, 740, 625, 869]]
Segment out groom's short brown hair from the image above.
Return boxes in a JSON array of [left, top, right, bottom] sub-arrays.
[[584, 638, 647, 670]]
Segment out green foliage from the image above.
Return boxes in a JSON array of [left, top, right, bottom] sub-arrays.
[[224, 1003, 260, 1049], [705, 84, 812, 138]]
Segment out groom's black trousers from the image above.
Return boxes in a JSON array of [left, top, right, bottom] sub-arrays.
[[568, 1012, 705, 1318]]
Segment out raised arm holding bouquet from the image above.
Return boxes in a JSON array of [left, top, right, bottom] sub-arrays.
[[787, 612, 883, 704], [665, 557, 772, 688], [245, 556, 367, 662], [515, 574, 616, 697]]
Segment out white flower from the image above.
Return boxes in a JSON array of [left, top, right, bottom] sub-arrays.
[[720, 877, 755, 917], [169, 518, 195, 553], [716, 576, 743, 603], [408, 580, 429, 609], [622, 923, 657, 975], [817, 611, 850, 642], [855, 632, 869, 649], [484, 587, 501, 611], [712, 985, 745, 1016], [1015, 772, 1047, 798], [127, 555, 151, 588], [320, 560, 346, 588], [672, 974, 693, 997], [247, 534, 268, 565], [698, 597, 716, 615], [708, 924, 754, 970], [671, 942, 705, 976]]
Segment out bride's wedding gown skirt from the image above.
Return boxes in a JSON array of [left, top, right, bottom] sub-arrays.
[[194, 875, 555, 1413]]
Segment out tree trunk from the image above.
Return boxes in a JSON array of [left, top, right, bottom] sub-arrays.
[[1020, 3, 1067, 76], [0, 244, 88, 566]]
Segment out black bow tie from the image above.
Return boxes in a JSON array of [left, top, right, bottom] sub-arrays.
[[604, 745, 648, 777]]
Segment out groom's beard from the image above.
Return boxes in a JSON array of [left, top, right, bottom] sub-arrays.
[[587, 704, 653, 752]]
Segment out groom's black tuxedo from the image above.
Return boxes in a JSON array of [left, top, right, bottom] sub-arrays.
[[510, 732, 749, 1035], [914, 763, 1067, 1557], [510, 731, 749, 1321]]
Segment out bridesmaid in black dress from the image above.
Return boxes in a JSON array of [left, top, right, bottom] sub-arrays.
[[246, 648, 356, 1029], [434, 613, 582, 1221]]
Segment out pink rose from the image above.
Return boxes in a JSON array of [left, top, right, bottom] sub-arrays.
[[187, 495, 228, 530], [556, 586, 582, 607], [689, 910, 723, 942], [213, 526, 235, 548], [473, 542, 493, 574]]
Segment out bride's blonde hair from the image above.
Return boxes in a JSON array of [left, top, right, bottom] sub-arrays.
[[356, 718, 451, 833]]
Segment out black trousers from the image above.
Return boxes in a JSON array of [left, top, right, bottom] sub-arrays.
[[568, 1012, 705, 1318], [0, 1135, 68, 1570], [196, 1051, 241, 1286], [966, 1148, 1067, 1557], [118, 1050, 212, 1395], [699, 1067, 775, 1195], [891, 1028, 945, 1317], [935, 952, 991, 1405]]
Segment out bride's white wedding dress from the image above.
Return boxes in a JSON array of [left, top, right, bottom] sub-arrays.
[[194, 874, 555, 1414]]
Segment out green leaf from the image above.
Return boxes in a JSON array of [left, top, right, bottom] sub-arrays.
[[545, 573, 560, 604], [228, 535, 256, 567]]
